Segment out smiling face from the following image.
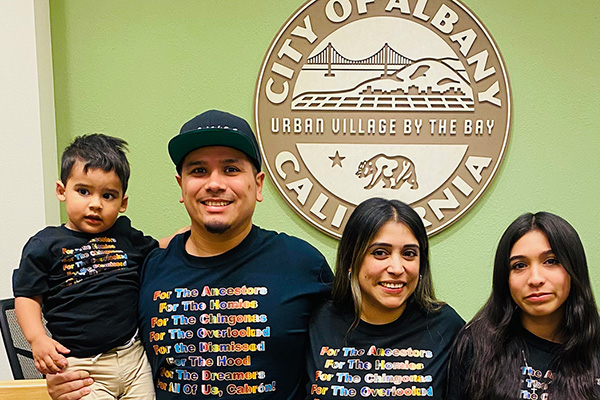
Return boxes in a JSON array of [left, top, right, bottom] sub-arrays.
[[176, 146, 264, 241], [357, 221, 420, 325], [509, 230, 571, 336], [56, 160, 128, 234]]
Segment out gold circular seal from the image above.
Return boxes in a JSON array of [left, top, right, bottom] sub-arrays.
[[255, 0, 511, 238]]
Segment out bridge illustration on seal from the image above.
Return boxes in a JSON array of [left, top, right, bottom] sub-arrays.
[[292, 42, 474, 112], [307, 42, 414, 76]]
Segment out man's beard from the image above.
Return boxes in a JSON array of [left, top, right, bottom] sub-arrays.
[[205, 222, 231, 234]]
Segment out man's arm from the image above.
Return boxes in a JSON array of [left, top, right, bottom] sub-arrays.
[[46, 370, 93, 400]]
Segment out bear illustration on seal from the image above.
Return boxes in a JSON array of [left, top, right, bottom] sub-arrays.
[[356, 154, 419, 190]]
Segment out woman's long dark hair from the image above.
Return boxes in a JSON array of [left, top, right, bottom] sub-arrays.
[[331, 197, 440, 331], [453, 212, 600, 399]]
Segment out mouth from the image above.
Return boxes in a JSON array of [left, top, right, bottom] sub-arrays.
[[201, 199, 233, 207], [525, 292, 552, 301], [380, 282, 406, 290], [84, 215, 102, 223]]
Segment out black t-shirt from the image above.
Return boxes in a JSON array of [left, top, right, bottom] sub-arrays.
[[13, 216, 158, 357], [519, 327, 559, 397], [138, 225, 333, 400], [306, 300, 464, 400], [446, 323, 600, 399]]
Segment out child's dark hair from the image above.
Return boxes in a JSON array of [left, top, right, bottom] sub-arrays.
[[61, 134, 131, 193]]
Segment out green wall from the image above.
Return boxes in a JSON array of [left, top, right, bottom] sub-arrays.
[[49, 0, 600, 321]]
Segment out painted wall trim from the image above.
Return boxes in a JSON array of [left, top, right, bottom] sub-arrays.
[[0, 0, 58, 380]]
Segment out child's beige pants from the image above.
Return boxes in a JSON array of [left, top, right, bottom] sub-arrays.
[[64, 339, 155, 399]]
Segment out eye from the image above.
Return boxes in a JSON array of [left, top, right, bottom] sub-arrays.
[[190, 167, 206, 175], [224, 166, 241, 174], [511, 262, 527, 270], [371, 248, 389, 259], [77, 188, 90, 196], [545, 257, 560, 266], [403, 248, 419, 259], [102, 193, 116, 200]]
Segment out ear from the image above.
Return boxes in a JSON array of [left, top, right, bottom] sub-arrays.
[[175, 174, 185, 203], [56, 181, 66, 202], [119, 195, 129, 213], [255, 172, 266, 203]]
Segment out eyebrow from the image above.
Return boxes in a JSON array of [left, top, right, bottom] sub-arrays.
[[509, 249, 554, 262], [183, 160, 206, 168], [72, 183, 121, 194], [222, 158, 241, 164], [367, 242, 419, 250], [184, 158, 243, 168]]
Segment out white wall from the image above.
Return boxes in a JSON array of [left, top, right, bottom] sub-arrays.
[[0, 0, 58, 380]]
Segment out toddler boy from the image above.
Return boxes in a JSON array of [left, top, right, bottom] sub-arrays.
[[14, 134, 156, 399]]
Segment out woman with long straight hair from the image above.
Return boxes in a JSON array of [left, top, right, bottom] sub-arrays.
[[306, 198, 464, 400], [447, 212, 600, 399]]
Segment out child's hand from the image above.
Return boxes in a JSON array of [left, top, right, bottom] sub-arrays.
[[159, 225, 191, 248], [30, 335, 70, 375], [174, 225, 191, 235]]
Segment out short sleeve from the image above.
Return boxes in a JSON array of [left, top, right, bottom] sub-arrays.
[[116, 216, 159, 259], [13, 236, 51, 297]]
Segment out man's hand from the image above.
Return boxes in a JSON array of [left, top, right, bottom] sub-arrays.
[[46, 370, 93, 400], [31, 335, 70, 374]]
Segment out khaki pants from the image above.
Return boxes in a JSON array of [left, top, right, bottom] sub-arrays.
[[65, 340, 155, 400]]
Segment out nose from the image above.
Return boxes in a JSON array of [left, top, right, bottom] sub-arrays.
[[386, 254, 405, 276], [89, 195, 102, 210], [205, 171, 227, 193], [527, 264, 546, 287]]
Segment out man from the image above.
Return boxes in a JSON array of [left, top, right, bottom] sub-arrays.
[[47, 110, 333, 400]]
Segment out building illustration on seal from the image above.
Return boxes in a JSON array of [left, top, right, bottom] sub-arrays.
[[255, 0, 511, 238]]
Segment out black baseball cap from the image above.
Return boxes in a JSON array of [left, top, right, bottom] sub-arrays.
[[168, 110, 262, 172]]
